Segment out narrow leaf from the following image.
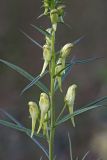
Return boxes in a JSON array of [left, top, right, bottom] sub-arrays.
[[59, 21, 72, 30], [56, 96, 107, 126], [20, 30, 43, 49], [37, 13, 45, 19], [72, 35, 85, 45], [21, 70, 48, 95], [55, 56, 104, 92], [31, 24, 51, 38], [59, 56, 103, 78], [82, 96, 107, 108], [0, 119, 42, 138], [0, 59, 49, 93], [75, 56, 104, 65], [0, 108, 44, 138], [56, 105, 103, 126], [0, 115, 49, 158], [31, 137, 49, 159], [0, 108, 22, 126]]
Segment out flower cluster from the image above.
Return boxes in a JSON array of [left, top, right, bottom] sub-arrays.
[[28, 92, 50, 138], [55, 43, 74, 92], [43, 0, 66, 31], [28, 84, 77, 137], [40, 31, 74, 88], [28, 0, 77, 139]]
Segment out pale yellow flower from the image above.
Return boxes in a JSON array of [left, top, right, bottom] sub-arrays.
[[55, 58, 64, 92], [28, 101, 39, 137], [40, 44, 51, 76], [50, 9, 58, 31], [65, 84, 77, 127], [61, 43, 74, 58], [37, 93, 50, 134]]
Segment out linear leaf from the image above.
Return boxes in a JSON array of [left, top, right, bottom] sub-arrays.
[[37, 13, 45, 19], [62, 56, 103, 80], [0, 108, 44, 137], [0, 59, 49, 93], [72, 36, 85, 45], [0, 119, 42, 138], [31, 24, 51, 38], [55, 56, 104, 92], [21, 70, 48, 95], [0, 112, 49, 158], [59, 21, 72, 30], [56, 104, 103, 126], [56, 96, 107, 126], [59, 56, 103, 79], [0, 109, 22, 126], [75, 56, 104, 65], [81, 96, 107, 108], [20, 30, 43, 49], [29, 136, 49, 159]]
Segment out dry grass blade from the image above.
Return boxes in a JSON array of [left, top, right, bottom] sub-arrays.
[[81, 151, 90, 160], [68, 132, 73, 160]]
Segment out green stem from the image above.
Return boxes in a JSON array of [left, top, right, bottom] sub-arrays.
[[49, 31, 56, 160], [51, 0, 55, 9]]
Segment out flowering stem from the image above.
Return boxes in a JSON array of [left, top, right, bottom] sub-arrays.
[[51, 0, 55, 9], [49, 30, 56, 160]]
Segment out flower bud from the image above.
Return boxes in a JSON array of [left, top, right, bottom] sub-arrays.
[[40, 44, 51, 76], [46, 28, 52, 34], [42, 114, 49, 138], [57, 5, 66, 17], [55, 58, 63, 76], [37, 93, 50, 134], [50, 9, 58, 31], [42, 120, 47, 136], [43, 44, 51, 61], [61, 43, 74, 58], [50, 9, 59, 24], [65, 84, 77, 127], [44, 7, 49, 15], [28, 101, 39, 137], [43, 0, 49, 15], [55, 58, 64, 92], [45, 28, 52, 45], [42, 111, 50, 139]]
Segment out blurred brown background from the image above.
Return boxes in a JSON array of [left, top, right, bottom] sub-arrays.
[[0, 0, 107, 159]]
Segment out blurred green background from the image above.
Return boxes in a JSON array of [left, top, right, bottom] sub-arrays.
[[0, 0, 107, 159]]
